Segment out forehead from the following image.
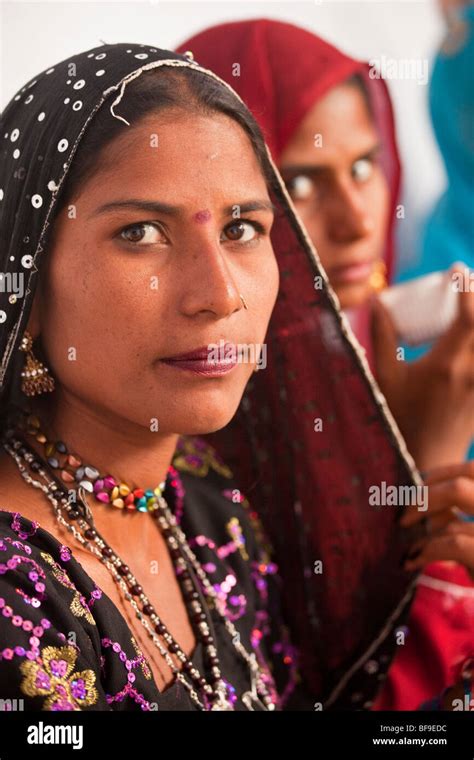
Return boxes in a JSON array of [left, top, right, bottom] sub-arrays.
[[79, 110, 269, 205], [286, 84, 378, 157]]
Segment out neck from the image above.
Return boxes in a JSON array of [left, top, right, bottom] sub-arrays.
[[25, 387, 180, 493]]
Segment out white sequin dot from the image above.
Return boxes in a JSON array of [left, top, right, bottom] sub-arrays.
[[95, 70, 105, 77], [66, 79, 72, 85], [46, 68, 55, 75], [25, 94, 34, 104], [87, 53, 94, 58], [57, 139, 69, 153], [12, 149, 20, 159], [21, 255, 33, 269], [0, 189, 3, 201], [72, 100, 82, 111], [47, 180, 58, 192], [0, 311, 6, 324], [95, 53, 106, 60], [64, 98, 70, 104], [31, 194, 43, 208], [134, 53, 148, 60], [10, 129, 20, 142], [14, 95, 21, 101], [37, 112, 45, 121], [73, 79, 86, 90]]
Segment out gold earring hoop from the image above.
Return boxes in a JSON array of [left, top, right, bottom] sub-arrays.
[[369, 260, 388, 292], [18, 330, 55, 397], [240, 294, 248, 310]]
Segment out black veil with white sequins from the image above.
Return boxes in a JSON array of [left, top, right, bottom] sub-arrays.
[[0, 45, 201, 409]]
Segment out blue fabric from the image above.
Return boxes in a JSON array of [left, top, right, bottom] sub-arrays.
[[395, 6, 474, 459], [396, 5, 474, 283]]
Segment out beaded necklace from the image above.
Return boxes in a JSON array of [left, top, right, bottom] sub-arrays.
[[15, 411, 173, 513], [2, 420, 276, 711]]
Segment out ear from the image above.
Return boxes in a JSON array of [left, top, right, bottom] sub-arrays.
[[25, 283, 42, 339]]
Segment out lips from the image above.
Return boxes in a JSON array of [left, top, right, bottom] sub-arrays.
[[330, 260, 375, 284], [159, 342, 240, 376], [161, 342, 236, 362]]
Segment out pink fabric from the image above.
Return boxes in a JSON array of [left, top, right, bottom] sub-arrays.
[[374, 562, 474, 709]]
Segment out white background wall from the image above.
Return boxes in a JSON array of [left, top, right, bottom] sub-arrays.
[[0, 0, 449, 270]]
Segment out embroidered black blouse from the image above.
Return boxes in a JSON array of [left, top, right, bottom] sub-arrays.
[[0, 436, 307, 711]]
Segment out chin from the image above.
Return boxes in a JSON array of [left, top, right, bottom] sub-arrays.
[[169, 395, 244, 437], [175, 412, 238, 437], [335, 280, 373, 310]]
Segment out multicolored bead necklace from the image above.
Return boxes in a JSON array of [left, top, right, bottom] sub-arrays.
[[2, 423, 276, 711], [13, 410, 184, 514]]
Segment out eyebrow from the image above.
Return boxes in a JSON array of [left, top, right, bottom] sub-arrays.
[[88, 198, 276, 219], [280, 142, 382, 175]]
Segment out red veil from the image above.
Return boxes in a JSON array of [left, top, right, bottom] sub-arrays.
[[177, 20, 421, 708]]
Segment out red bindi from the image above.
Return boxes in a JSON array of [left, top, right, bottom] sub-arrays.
[[193, 209, 212, 224]]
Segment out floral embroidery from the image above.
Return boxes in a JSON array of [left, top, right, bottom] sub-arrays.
[[173, 436, 233, 479], [40, 552, 96, 626], [101, 637, 154, 710], [19, 644, 99, 710], [11, 512, 39, 540]]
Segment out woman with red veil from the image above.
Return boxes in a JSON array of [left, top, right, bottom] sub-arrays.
[[177, 18, 474, 710]]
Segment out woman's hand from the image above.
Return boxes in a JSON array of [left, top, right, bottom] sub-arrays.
[[371, 270, 474, 469], [399, 462, 474, 574]]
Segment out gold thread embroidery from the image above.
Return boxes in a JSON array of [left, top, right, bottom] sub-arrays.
[[20, 645, 99, 710], [226, 517, 249, 561], [40, 552, 96, 626], [131, 636, 152, 680], [172, 436, 233, 479]]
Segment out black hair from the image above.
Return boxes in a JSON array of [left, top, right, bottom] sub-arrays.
[[55, 65, 276, 214]]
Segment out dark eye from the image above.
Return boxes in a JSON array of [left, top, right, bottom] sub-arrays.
[[119, 222, 166, 246], [285, 174, 315, 201], [351, 158, 374, 183], [221, 220, 263, 245]]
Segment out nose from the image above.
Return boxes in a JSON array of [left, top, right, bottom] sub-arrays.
[[324, 177, 374, 243], [178, 233, 243, 319]]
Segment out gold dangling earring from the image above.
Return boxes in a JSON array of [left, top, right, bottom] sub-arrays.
[[369, 259, 388, 293], [19, 330, 55, 397]]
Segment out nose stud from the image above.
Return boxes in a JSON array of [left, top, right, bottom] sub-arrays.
[[240, 294, 248, 310]]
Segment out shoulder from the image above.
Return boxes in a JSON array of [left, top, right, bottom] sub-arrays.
[[0, 509, 99, 630], [0, 510, 106, 711]]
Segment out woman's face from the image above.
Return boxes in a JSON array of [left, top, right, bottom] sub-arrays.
[[31, 110, 279, 435], [279, 83, 390, 310]]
